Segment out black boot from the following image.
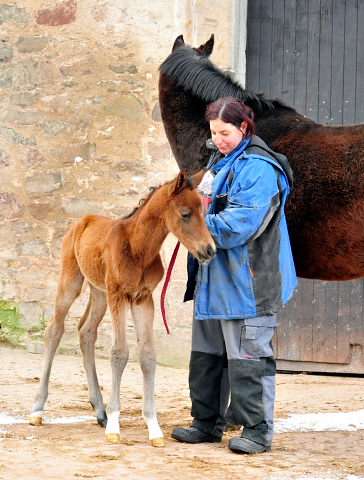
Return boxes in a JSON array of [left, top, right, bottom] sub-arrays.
[[229, 422, 271, 454], [171, 426, 222, 443], [227, 358, 272, 454], [171, 351, 225, 442]]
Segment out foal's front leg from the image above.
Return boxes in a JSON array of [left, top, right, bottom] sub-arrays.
[[105, 295, 129, 443], [131, 296, 164, 447]]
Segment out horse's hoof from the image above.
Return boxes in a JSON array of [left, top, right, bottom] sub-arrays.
[[106, 433, 120, 443], [29, 416, 42, 426], [97, 414, 107, 428], [151, 437, 165, 447]]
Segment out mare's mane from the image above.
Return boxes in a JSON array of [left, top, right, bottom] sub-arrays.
[[159, 45, 294, 114]]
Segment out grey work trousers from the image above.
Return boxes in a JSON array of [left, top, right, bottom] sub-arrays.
[[189, 315, 276, 445]]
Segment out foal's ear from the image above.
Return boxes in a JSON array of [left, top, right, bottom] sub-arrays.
[[169, 170, 187, 196], [195, 34, 214, 57], [172, 35, 185, 51], [189, 168, 206, 188]]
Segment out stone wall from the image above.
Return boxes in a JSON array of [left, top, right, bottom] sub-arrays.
[[0, 0, 237, 367]]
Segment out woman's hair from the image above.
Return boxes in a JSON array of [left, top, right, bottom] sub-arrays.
[[206, 97, 255, 138]]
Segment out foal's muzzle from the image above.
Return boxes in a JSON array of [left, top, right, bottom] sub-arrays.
[[197, 244, 216, 263]]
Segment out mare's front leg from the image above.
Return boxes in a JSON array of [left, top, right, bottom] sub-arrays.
[[105, 293, 129, 443], [131, 295, 164, 447], [30, 268, 84, 426]]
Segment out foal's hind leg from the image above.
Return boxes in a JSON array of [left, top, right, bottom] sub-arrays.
[[104, 295, 129, 443], [77, 284, 108, 427], [131, 296, 164, 447], [30, 267, 84, 426]]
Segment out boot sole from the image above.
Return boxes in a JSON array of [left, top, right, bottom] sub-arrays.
[[229, 438, 271, 454], [171, 430, 221, 444]]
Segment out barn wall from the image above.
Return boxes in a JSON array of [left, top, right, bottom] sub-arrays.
[[0, 0, 238, 367]]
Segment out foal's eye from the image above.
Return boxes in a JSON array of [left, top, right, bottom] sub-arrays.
[[180, 210, 192, 220]]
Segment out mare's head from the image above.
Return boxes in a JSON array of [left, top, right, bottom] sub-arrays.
[[165, 170, 216, 263], [171, 34, 214, 56]]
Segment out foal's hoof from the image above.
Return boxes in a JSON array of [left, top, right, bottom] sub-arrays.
[[29, 416, 42, 426], [151, 437, 165, 447], [106, 433, 120, 443]]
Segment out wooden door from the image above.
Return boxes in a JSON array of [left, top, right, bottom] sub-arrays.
[[246, 0, 364, 372]]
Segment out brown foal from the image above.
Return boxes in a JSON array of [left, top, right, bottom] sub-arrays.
[[30, 170, 216, 446]]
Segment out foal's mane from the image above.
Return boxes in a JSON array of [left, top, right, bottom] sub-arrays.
[[159, 45, 294, 114], [123, 186, 160, 219], [122, 175, 194, 220]]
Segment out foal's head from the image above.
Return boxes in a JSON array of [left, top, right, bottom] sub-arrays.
[[165, 170, 216, 263]]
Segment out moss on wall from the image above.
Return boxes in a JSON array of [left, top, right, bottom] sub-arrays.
[[0, 300, 25, 347]]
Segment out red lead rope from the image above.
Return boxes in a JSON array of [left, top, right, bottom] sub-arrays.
[[160, 240, 181, 334]]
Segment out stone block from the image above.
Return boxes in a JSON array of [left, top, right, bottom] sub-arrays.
[[20, 150, 45, 168], [40, 93, 71, 112], [152, 102, 162, 122], [44, 305, 54, 321], [2, 283, 19, 300], [60, 197, 103, 218], [67, 115, 91, 134], [68, 292, 88, 317], [109, 160, 147, 181], [27, 341, 45, 354], [0, 126, 36, 146], [29, 203, 56, 221], [10, 92, 36, 108], [0, 147, 10, 166], [0, 4, 29, 24], [43, 120, 66, 136], [0, 246, 18, 260], [0, 59, 54, 90], [0, 42, 13, 62], [104, 94, 142, 121], [20, 238, 49, 257], [19, 302, 42, 328], [36, 0, 77, 26], [50, 142, 96, 164], [1, 109, 44, 125], [0, 192, 25, 221], [59, 54, 98, 76], [16, 36, 48, 53], [25, 171, 63, 195], [109, 65, 138, 74], [13, 223, 33, 235]]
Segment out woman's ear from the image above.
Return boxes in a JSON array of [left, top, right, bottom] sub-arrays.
[[241, 121, 248, 136]]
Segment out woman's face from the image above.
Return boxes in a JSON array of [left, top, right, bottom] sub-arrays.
[[210, 118, 248, 155]]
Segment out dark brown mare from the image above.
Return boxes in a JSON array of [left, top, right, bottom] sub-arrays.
[[159, 34, 364, 281], [29, 171, 215, 447]]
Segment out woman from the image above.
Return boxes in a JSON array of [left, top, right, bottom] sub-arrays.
[[171, 97, 297, 454]]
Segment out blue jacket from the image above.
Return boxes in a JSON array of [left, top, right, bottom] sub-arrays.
[[193, 135, 297, 320]]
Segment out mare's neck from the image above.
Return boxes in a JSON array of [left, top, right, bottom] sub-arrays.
[[254, 106, 317, 145]]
